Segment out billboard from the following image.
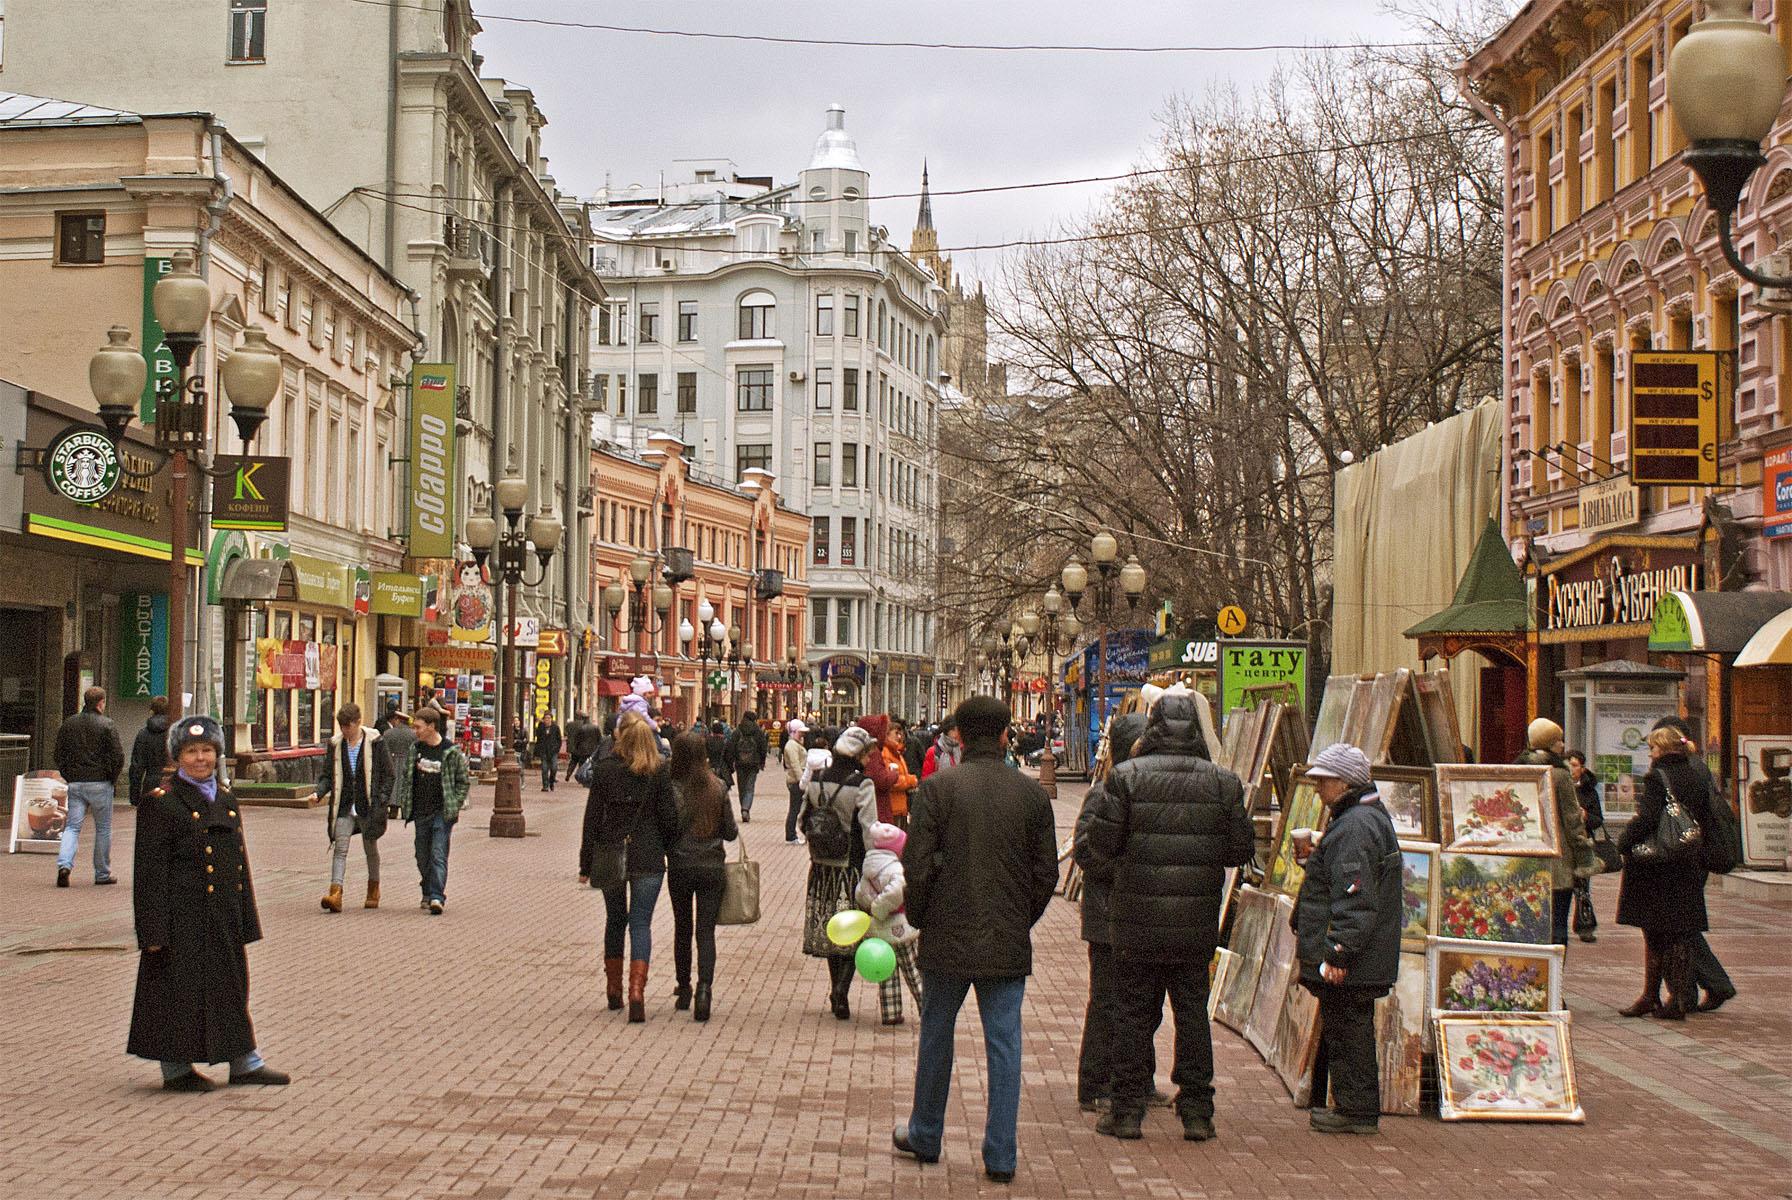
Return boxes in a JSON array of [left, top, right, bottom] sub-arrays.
[[408, 363, 457, 557]]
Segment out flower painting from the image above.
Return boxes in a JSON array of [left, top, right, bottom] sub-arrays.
[[1435, 1013, 1583, 1122], [1427, 937, 1563, 1014], [1437, 765, 1559, 857], [1439, 853, 1552, 944], [1398, 841, 1441, 949]]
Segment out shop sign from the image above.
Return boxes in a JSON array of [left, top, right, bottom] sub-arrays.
[[1148, 637, 1218, 672], [535, 627, 568, 657], [1219, 639, 1308, 716], [420, 645, 495, 673], [507, 616, 540, 648], [601, 654, 657, 679], [938, 680, 949, 711], [1737, 735, 1792, 867], [44, 426, 121, 504], [1576, 475, 1638, 537], [117, 591, 167, 699], [1217, 605, 1248, 637], [447, 560, 492, 643], [210, 456, 290, 531], [534, 656, 552, 720], [1765, 446, 1792, 540], [820, 655, 866, 684], [1541, 537, 1701, 642], [1647, 592, 1696, 653], [1629, 351, 1720, 486], [407, 362, 457, 558], [288, 552, 353, 609], [370, 572, 425, 617], [141, 257, 176, 423]]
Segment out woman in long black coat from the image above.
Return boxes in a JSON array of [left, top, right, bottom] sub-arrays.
[[1616, 727, 1716, 1021], [128, 715, 288, 1090]]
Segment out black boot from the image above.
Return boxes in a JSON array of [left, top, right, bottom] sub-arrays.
[[694, 983, 712, 1023], [674, 982, 692, 1011], [829, 957, 852, 1020], [1095, 1109, 1143, 1140]]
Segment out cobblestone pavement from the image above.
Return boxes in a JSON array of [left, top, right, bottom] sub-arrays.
[[1, 772, 1787, 1199]]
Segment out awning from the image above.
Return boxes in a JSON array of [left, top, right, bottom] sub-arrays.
[[217, 557, 296, 603], [597, 678, 632, 697], [1736, 607, 1792, 668], [1649, 591, 1792, 654]]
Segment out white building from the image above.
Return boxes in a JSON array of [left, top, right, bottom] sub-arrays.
[[587, 107, 947, 723]]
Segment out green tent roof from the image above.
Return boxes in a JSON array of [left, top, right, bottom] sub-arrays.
[[1404, 517, 1530, 639]]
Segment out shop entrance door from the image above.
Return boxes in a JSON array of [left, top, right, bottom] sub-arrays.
[[0, 607, 48, 764]]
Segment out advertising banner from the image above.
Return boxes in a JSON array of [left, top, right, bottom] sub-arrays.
[[9, 776, 68, 854], [210, 456, 290, 531], [117, 591, 168, 700], [1219, 639, 1308, 717], [370, 572, 425, 617], [1737, 735, 1792, 868], [1629, 351, 1721, 486], [1765, 446, 1792, 540], [141, 257, 176, 424], [407, 363, 457, 557]]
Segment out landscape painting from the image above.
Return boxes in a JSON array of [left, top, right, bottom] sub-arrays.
[[1375, 766, 1438, 841], [1399, 840, 1442, 950], [1439, 853, 1553, 944]]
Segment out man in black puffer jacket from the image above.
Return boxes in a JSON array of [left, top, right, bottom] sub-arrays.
[[1081, 692, 1254, 1143], [1291, 743, 1402, 1135]]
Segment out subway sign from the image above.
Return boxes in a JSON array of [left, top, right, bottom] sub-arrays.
[[1629, 351, 1720, 486]]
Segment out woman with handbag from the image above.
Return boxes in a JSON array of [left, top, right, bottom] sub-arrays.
[[1567, 752, 1614, 943], [798, 725, 880, 1020], [580, 713, 680, 1023], [1616, 727, 1716, 1021], [665, 732, 738, 1023]]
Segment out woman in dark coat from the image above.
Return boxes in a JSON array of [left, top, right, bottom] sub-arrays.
[[797, 725, 879, 1020], [1616, 727, 1716, 1020], [128, 715, 288, 1090]]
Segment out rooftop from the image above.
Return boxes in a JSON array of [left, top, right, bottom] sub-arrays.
[[0, 91, 142, 129]]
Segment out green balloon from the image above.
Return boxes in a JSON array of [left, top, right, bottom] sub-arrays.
[[855, 936, 897, 983]]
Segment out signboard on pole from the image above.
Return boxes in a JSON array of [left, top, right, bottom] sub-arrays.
[[1764, 445, 1792, 539], [370, 572, 425, 617], [141, 257, 176, 424], [117, 591, 168, 699], [1218, 639, 1308, 717], [1629, 351, 1720, 486], [407, 363, 457, 557], [210, 456, 290, 531]]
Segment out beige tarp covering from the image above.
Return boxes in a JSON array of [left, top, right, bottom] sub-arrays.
[[1330, 401, 1502, 757]]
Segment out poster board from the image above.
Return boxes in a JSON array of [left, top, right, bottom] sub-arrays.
[[1737, 734, 1791, 868], [9, 775, 68, 854]]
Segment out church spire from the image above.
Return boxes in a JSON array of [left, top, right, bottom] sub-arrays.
[[917, 160, 934, 232]]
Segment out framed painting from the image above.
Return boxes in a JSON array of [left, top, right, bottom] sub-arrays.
[[1215, 886, 1277, 1033], [1309, 674, 1355, 757], [1374, 765, 1438, 841], [1374, 953, 1428, 1115], [1263, 770, 1327, 896], [1219, 710, 1250, 774], [1208, 948, 1238, 1020], [1412, 668, 1464, 764], [1268, 972, 1321, 1102], [1339, 676, 1376, 748], [1216, 865, 1241, 934], [1435, 1012, 1584, 1122], [1358, 668, 1411, 763], [1427, 937, 1564, 1014], [1398, 840, 1442, 950], [1244, 894, 1299, 1059], [1436, 764, 1560, 858], [1438, 853, 1552, 944]]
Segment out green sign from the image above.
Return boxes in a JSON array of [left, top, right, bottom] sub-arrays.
[[1648, 592, 1695, 652], [44, 426, 121, 504], [288, 552, 352, 609], [1148, 637, 1218, 672], [408, 362, 457, 558], [1219, 639, 1308, 716], [210, 455, 291, 531], [141, 257, 176, 423], [370, 572, 425, 617], [117, 591, 168, 699]]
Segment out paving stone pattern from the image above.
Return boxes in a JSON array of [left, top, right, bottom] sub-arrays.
[[1, 774, 1787, 1198]]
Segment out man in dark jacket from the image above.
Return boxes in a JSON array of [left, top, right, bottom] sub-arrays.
[[1080, 691, 1254, 1142], [894, 696, 1057, 1185], [54, 686, 126, 888], [726, 710, 769, 821], [534, 711, 563, 791], [1291, 743, 1402, 1134], [128, 696, 172, 807], [566, 711, 601, 768]]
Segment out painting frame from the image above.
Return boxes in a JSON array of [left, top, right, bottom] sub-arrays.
[[1244, 894, 1299, 1059], [1413, 668, 1464, 764], [1397, 840, 1442, 951], [1434, 1011, 1584, 1123], [1375, 953, 1428, 1116], [1263, 768, 1328, 896], [1438, 852, 1553, 944], [1436, 763, 1560, 858], [1215, 886, 1278, 1033], [1374, 765, 1439, 841], [1309, 674, 1356, 758], [1427, 936, 1564, 1015]]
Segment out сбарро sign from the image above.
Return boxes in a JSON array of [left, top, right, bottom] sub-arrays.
[[408, 363, 457, 558]]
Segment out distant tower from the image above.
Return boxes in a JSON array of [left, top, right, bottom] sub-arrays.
[[909, 162, 952, 290], [799, 104, 869, 257]]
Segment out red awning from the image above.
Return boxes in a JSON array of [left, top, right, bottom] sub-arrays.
[[597, 678, 632, 696]]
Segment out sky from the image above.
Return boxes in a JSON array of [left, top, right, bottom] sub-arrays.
[[472, 1, 1426, 282]]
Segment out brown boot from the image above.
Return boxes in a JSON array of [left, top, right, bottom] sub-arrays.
[[605, 957, 625, 1011], [1620, 941, 1664, 1017], [320, 884, 343, 914], [628, 960, 649, 1023], [363, 882, 380, 910]]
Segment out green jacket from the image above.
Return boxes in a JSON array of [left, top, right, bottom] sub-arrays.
[[1516, 748, 1597, 889], [394, 739, 471, 823]]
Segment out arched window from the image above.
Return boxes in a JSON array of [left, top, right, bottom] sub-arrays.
[[441, 306, 460, 369], [738, 290, 776, 340], [926, 335, 936, 380]]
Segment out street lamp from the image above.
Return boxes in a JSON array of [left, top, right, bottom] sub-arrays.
[[1029, 587, 1070, 797], [1061, 531, 1148, 765], [465, 470, 561, 838], [603, 553, 673, 685], [780, 642, 807, 719], [683, 599, 728, 724], [1665, 0, 1792, 290]]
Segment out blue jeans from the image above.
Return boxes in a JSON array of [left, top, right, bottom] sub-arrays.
[[604, 872, 664, 962], [58, 782, 114, 879], [413, 814, 452, 903], [161, 1049, 262, 1080], [906, 971, 1026, 1175]]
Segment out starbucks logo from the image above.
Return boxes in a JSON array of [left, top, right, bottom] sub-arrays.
[[45, 427, 121, 504]]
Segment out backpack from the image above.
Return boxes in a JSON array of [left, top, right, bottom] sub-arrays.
[[804, 777, 859, 862], [1700, 792, 1741, 875]]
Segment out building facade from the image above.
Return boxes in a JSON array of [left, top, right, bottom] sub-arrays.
[[0, 97, 418, 775], [1466, 0, 1792, 807], [586, 107, 948, 724], [1, 0, 605, 729]]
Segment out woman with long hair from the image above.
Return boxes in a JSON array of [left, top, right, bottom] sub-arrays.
[[1616, 727, 1717, 1020], [665, 731, 738, 1022], [580, 713, 679, 1022], [797, 725, 880, 1019]]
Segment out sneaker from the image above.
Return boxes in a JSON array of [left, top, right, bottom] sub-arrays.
[[420, 899, 431, 911], [891, 1124, 939, 1164], [428, 899, 444, 915], [741, 811, 751, 823], [786, 836, 804, 845], [95, 876, 118, 886], [1309, 1109, 1377, 1135], [56, 868, 70, 888]]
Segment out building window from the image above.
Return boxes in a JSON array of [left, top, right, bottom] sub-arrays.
[[844, 294, 860, 337], [736, 442, 770, 481], [1534, 127, 1554, 237], [678, 299, 697, 342], [842, 443, 858, 488], [638, 302, 659, 344], [843, 368, 858, 411], [229, 0, 267, 62], [844, 230, 857, 257], [55, 212, 106, 265], [813, 598, 829, 644], [738, 291, 775, 340], [676, 371, 697, 413], [616, 373, 627, 416], [596, 305, 612, 345], [815, 366, 833, 410], [817, 293, 834, 336], [813, 516, 829, 565], [840, 516, 857, 565], [811, 229, 825, 254], [592, 375, 608, 412], [638, 372, 658, 414], [736, 366, 773, 411], [814, 443, 832, 486], [836, 597, 853, 644]]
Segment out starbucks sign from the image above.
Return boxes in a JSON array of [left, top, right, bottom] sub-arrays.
[[44, 426, 121, 504]]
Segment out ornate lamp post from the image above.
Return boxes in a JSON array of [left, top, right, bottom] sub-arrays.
[[780, 643, 806, 719], [681, 598, 727, 724], [724, 623, 755, 719], [1024, 585, 1077, 797], [603, 553, 673, 683], [1061, 531, 1148, 753], [465, 471, 561, 837]]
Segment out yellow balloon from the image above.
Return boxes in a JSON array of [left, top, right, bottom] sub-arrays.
[[826, 908, 871, 947]]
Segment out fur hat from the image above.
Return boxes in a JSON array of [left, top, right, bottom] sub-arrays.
[[835, 725, 878, 759], [1306, 742, 1372, 789], [1527, 717, 1564, 751], [167, 714, 227, 759], [856, 714, 890, 742]]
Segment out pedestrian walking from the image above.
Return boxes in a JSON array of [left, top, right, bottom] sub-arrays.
[[1567, 751, 1607, 942], [128, 695, 172, 808], [566, 711, 600, 774], [380, 710, 416, 798], [782, 717, 810, 844], [580, 713, 680, 1022], [920, 716, 960, 780], [1291, 743, 1403, 1135], [315, 703, 393, 913], [1650, 716, 1738, 1011], [1516, 719, 1597, 947], [892, 697, 1057, 1184], [373, 698, 401, 733], [798, 725, 880, 1020], [665, 731, 739, 1023], [882, 724, 918, 830], [727, 710, 769, 822], [54, 685, 124, 888], [706, 719, 733, 797], [1078, 691, 1253, 1143], [510, 715, 529, 763], [392, 708, 469, 915], [128, 714, 288, 1090], [534, 711, 563, 791], [899, 716, 925, 779]]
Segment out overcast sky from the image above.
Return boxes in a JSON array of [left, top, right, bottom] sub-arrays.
[[474, 1, 1425, 280]]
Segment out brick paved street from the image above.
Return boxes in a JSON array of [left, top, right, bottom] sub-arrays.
[[1, 773, 1787, 1199]]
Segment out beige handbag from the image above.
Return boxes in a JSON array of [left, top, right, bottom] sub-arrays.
[[717, 835, 760, 925]]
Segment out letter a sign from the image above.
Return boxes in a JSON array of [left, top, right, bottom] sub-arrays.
[[409, 362, 458, 557]]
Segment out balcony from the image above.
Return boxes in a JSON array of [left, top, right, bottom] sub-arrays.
[[445, 213, 492, 284]]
